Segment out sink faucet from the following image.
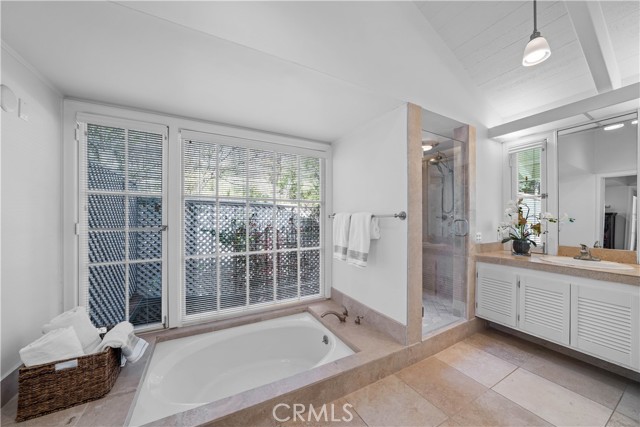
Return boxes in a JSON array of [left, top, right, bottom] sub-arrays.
[[321, 311, 347, 323], [574, 244, 601, 261]]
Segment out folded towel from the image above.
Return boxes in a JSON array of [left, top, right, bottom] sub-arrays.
[[347, 213, 377, 268], [43, 306, 102, 354], [332, 213, 351, 261], [19, 326, 85, 367], [98, 322, 148, 363]]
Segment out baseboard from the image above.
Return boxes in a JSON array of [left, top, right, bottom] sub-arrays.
[[1, 365, 20, 407]]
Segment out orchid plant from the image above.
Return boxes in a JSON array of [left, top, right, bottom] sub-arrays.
[[498, 198, 574, 246]]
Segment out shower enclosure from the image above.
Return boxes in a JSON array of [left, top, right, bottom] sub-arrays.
[[421, 110, 469, 336]]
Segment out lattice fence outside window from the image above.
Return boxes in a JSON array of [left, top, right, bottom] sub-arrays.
[[183, 138, 323, 321]]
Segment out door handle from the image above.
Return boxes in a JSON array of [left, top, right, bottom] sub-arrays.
[[453, 218, 469, 236]]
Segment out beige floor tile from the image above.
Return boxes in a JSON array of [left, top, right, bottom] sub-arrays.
[[0, 395, 87, 427], [616, 382, 640, 422], [435, 341, 517, 387], [345, 375, 447, 427], [444, 390, 552, 427], [279, 398, 367, 427], [607, 412, 640, 427], [493, 368, 613, 427], [396, 357, 487, 416], [522, 350, 628, 409], [464, 331, 537, 366]]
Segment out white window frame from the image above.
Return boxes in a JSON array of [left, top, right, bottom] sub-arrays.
[[502, 134, 552, 254], [179, 129, 326, 325], [63, 100, 332, 330]]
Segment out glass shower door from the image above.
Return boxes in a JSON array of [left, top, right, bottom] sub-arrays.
[[421, 125, 468, 336]]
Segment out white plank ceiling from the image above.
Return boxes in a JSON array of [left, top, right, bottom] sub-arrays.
[[416, 1, 639, 122]]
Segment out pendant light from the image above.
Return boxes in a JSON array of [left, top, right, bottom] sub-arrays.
[[522, 0, 551, 66]]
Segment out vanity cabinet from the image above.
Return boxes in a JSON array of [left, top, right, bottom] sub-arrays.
[[476, 262, 639, 372], [571, 282, 639, 368], [519, 274, 570, 346], [476, 264, 517, 327]]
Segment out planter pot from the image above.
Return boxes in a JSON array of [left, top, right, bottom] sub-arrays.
[[512, 240, 531, 256]]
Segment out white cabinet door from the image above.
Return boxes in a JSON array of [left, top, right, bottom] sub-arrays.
[[571, 283, 640, 370], [476, 264, 517, 327], [519, 274, 570, 345]]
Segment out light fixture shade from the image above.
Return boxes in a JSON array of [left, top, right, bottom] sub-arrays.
[[522, 35, 551, 66]]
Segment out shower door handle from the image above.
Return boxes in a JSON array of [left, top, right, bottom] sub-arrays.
[[453, 219, 469, 236]]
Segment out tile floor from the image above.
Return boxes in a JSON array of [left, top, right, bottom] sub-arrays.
[[422, 292, 463, 334], [2, 328, 638, 427], [283, 328, 640, 427]]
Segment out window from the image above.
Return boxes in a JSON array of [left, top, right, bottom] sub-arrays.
[[182, 132, 323, 321], [509, 142, 547, 249], [78, 116, 167, 328]]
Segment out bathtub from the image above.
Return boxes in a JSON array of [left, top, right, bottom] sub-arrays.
[[128, 312, 354, 426]]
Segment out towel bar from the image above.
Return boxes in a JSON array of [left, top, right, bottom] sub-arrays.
[[328, 211, 407, 220]]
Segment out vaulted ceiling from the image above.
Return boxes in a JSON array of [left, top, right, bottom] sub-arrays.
[[416, 1, 640, 122], [2, 1, 638, 141]]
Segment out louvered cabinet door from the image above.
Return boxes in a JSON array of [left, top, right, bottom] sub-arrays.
[[476, 264, 517, 327], [519, 275, 570, 345], [571, 283, 640, 370]]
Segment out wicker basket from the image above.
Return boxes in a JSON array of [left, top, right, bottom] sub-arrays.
[[16, 347, 121, 422]]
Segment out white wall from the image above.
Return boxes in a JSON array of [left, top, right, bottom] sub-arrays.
[[1, 48, 63, 379], [475, 128, 504, 243], [331, 105, 408, 325]]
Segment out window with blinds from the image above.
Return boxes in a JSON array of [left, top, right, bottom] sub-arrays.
[[78, 118, 167, 328], [510, 145, 546, 248], [182, 135, 322, 321]]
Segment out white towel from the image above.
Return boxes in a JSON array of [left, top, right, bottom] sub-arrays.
[[19, 326, 85, 367], [347, 213, 378, 268], [43, 306, 102, 354], [98, 322, 148, 363], [332, 213, 351, 261]]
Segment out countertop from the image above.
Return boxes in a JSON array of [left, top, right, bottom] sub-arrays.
[[475, 251, 640, 286]]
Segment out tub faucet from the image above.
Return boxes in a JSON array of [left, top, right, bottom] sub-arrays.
[[574, 244, 601, 261], [321, 311, 347, 323]]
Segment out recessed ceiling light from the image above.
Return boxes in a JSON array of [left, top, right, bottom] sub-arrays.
[[632, 120, 638, 125], [604, 123, 624, 131], [422, 141, 438, 152]]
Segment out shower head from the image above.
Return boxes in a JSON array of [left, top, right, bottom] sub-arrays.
[[429, 152, 452, 174]]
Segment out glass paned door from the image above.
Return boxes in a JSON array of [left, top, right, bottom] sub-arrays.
[[79, 120, 167, 328], [421, 128, 468, 336]]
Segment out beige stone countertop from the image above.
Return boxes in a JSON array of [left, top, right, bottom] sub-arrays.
[[475, 251, 640, 286]]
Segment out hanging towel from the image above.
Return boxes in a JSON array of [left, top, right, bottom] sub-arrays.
[[43, 306, 102, 354], [98, 322, 148, 363], [370, 217, 381, 240], [19, 326, 85, 367], [332, 213, 351, 261], [347, 212, 377, 268]]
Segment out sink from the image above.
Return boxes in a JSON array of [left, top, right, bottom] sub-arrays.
[[536, 256, 635, 271]]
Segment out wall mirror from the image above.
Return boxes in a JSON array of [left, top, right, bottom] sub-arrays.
[[557, 111, 638, 254]]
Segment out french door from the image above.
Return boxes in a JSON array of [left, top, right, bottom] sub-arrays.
[[78, 115, 167, 329]]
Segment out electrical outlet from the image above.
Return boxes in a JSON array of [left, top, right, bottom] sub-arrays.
[[475, 232, 482, 242]]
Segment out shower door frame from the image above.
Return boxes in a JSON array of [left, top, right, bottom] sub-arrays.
[[406, 104, 476, 344]]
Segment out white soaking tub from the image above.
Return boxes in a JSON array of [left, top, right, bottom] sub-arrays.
[[128, 312, 354, 426]]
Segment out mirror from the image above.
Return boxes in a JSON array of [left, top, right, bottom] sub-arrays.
[[557, 112, 638, 253]]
